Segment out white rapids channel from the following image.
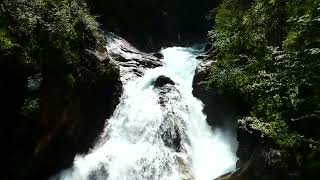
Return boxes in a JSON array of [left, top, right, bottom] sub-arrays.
[[51, 46, 237, 180]]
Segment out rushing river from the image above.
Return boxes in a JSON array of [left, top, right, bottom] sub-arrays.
[[51, 46, 236, 180]]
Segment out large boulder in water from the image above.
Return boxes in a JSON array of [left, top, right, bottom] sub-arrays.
[[153, 52, 164, 59], [152, 80, 192, 178], [154, 75, 175, 88], [153, 83, 185, 152]]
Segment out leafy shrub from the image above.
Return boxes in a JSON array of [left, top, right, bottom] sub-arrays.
[[0, 0, 105, 117], [207, 0, 320, 149]]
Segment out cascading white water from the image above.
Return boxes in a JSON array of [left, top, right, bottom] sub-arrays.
[[51, 46, 237, 180]]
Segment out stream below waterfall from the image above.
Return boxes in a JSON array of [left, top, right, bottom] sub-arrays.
[[51, 46, 237, 180]]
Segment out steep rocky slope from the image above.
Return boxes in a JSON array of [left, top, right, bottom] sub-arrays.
[[105, 33, 163, 83]]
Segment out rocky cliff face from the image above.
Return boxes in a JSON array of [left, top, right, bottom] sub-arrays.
[[105, 33, 163, 83], [192, 48, 237, 136]]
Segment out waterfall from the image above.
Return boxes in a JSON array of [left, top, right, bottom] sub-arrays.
[[51, 46, 237, 180]]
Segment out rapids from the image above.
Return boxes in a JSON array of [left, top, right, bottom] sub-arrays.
[[51, 46, 236, 180]]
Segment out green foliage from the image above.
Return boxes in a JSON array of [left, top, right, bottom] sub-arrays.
[[1, 1, 115, 178], [21, 97, 40, 117], [1, 0, 102, 68], [239, 117, 304, 148], [208, 0, 320, 149], [0, 29, 13, 49], [0, 0, 104, 116]]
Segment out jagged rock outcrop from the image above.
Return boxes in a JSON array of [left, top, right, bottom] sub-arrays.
[[192, 56, 237, 132], [105, 33, 163, 83], [153, 80, 193, 179], [153, 52, 164, 59], [152, 76, 185, 152], [154, 75, 175, 88]]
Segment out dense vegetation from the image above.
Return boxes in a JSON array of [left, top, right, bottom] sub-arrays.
[[207, 0, 320, 175], [0, 0, 103, 83], [0, 0, 103, 116], [0, 0, 120, 179]]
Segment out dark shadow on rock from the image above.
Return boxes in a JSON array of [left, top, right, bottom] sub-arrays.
[[154, 75, 175, 88], [153, 52, 164, 59], [215, 121, 302, 180]]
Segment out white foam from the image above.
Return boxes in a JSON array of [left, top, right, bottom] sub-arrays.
[[50, 46, 236, 180]]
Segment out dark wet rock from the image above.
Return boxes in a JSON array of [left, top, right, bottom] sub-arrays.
[[156, 86, 181, 108], [235, 121, 264, 168], [153, 52, 164, 59], [88, 164, 109, 180], [215, 121, 301, 180], [192, 57, 237, 131], [192, 59, 214, 93], [216, 147, 299, 180], [154, 79, 180, 105], [204, 43, 212, 52], [195, 54, 207, 59], [235, 122, 299, 180], [154, 75, 175, 88], [215, 171, 241, 180], [192, 54, 238, 154], [160, 123, 182, 152], [105, 33, 163, 83], [155, 85, 186, 153]]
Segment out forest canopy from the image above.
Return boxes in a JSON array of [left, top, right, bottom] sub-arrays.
[[208, 0, 320, 149]]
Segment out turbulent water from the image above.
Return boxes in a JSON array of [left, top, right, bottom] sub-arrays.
[[51, 46, 236, 180]]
